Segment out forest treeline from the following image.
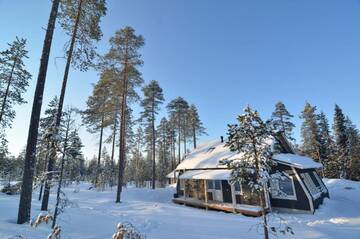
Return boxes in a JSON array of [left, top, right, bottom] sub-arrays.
[[0, 0, 206, 225], [0, 0, 359, 227]]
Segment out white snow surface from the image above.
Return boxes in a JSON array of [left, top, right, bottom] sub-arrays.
[[273, 154, 323, 169], [166, 170, 179, 178], [1, 179, 360, 238], [179, 169, 231, 180], [176, 139, 231, 170], [176, 139, 322, 170]]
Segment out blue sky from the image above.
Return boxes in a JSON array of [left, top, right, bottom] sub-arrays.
[[1, 0, 360, 159]]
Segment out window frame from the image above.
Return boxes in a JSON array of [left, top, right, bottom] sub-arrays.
[[301, 172, 322, 199], [233, 181, 242, 196], [270, 174, 297, 200], [312, 171, 326, 192], [206, 180, 223, 202]]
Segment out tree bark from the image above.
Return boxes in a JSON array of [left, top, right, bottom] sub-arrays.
[[52, 118, 70, 228], [0, 59, 16, 125], [193, 126, 196, 149], [252, 139, 269, 239], [116, 90, 127, 202], [151, 103, 156, 189], [110, 112, 117, 188], [17, 0, 60, 224], [178, 116, 181, 164], [111, 112, 117, 162], [38, 142, 50, 201], [116, 47, 129, 202], [95, 113, 104, 186], [41, 0, 83, 211], [183, 133, 187, 155]]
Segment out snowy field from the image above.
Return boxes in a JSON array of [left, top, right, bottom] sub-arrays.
[[0, 179, 360, 239]]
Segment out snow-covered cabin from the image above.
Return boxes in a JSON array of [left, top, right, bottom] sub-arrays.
[[172, 135, 329, 216]]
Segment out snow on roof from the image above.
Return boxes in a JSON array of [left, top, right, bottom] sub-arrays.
[[273, 153, 323, 169], [175, 140, 236, 170], [179, 169, 231, 180], [176, 139, 322, 171], [166, 170, 179, 178]]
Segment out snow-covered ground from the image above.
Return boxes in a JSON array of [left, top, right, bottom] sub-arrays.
[[0, 179, 359, 239]]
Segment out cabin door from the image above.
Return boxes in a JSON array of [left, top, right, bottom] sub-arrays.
[[213, 180, 223, 202]]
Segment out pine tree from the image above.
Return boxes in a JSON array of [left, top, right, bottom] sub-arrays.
[[129, 126, 146, 187], [344, 117, 360, 180], [222, 106, 272, 239], [65, 129, 85, 183], [0, 152, 24, 186], [140, 80, 164, 189], [300, 103, 321, 162], [42, 0, 107, 211], [82, 74, 114, 186], [36, 97, 62, 201], [156, 117, 172, 186], [86, 156, 98, 184], [167, 97, 189, 164], [269, 101, 295, 141], [52, 107, 76, 228], [333, 104, 349, 178], [0, 37, 31, 128], [102, 27, 144, 203], [18, 0, 61, 224], [187, 104, 206, 149], [318, 112, 336, 177]]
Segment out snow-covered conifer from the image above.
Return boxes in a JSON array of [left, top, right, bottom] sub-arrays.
[[222, 106, 272, 239]]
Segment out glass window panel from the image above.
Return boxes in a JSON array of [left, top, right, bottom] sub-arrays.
[[270, 175, 296, 200], [278, 177, 295, 196], [214, 180, 221, 190], [207, 180, 214, 190]]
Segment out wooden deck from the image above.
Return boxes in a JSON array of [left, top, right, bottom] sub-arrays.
[[173, 197, 264, 216]]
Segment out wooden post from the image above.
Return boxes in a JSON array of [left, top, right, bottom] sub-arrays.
[[230, 183, 237, 213], [184, 180, 187, 200], [263, 182, 271, 211], [204, 180, 208, 210]]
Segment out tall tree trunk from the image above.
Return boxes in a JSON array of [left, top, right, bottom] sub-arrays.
[[151, 105, 156, 189], [252, 140, 269, 239], [110, 112, 117, 188], [17, 0, 60, 224], [172, 135, 176, 169], [95, 113, 104, 186], [41, 0, 83, 211], [178, 117, 181, 164], [116, 56, 129, 203], [116, 94, 127, 202], [183, 133, 187, 155], [193, 126, 196, 149], [0, 59, 16, 125], [111, 112, 117, 162], [38, 142, 50, 201], [52, 119, 70, 228]]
